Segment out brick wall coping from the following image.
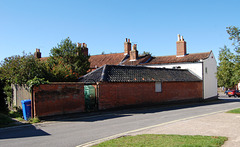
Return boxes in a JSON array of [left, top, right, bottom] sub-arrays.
[[47, 82, 84, 85]]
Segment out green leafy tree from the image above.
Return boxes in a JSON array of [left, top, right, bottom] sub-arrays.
[[139, 51, 152, 56], [0, 53, 49, 107], [227, 26, 240, 85], [47, 37, 90, 82], [227, 26, 240, 53], [217, 26, 240, 88], [217, 46, 235, 88], [0, 79, 8, 114], [0, 53, 48, 85]]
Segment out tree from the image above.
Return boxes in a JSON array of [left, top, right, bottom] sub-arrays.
[[47, 37, 90, 82], [139, 51, 152, 56], [217, 46, 235, 88], [0, 53, 48, 85], [217, 26, 240, 88], [227, 26, 240, 53], [0, 53, 49, 108], [0, 79, 8, 114]]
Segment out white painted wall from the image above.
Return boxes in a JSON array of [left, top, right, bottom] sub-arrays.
[[144, 52, 218, 99], [203, 52, 218, 99]]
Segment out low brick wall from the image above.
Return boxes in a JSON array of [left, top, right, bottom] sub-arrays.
[[32, 83, 85, 117], [98, 81, 203, 110]]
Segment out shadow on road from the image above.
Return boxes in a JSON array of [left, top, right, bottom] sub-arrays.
[[41, 95, 240, 122], [0, 125, 50, 139], [1, 95, 239, 140]]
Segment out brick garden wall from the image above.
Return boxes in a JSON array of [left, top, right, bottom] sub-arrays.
[[32, 83, 85, 117], [98, 81, 203, 110]]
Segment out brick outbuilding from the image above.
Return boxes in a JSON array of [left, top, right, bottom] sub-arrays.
[[80, 65, 203, 110]]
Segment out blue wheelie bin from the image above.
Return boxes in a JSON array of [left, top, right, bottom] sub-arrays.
[[21, 99, 31, 120]]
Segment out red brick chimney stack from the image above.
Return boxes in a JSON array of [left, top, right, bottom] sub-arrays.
[[34, 48, 41, 58], [77, 42, 88, 56], [176, 34, 187, 57], [124, 38, 131, 55], [130, 44, 138, 61], [82, 43, 88, 56]]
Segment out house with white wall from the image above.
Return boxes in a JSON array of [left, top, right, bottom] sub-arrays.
[[34, 35, 217, 100], [139, 35, 217, 99]]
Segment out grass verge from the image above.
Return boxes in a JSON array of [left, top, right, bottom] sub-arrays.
[[0, 113, 16, 128], [0, 110, 41, 128], [93, 134, 227, 147], [226, 108, 240, 114]]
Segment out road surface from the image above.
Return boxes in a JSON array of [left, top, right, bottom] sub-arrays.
[[0, 94, 240, 147]]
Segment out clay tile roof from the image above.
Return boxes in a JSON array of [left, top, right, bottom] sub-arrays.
[[89, 53, 126, 68], [144, 52, 211, 65], [40, 57, 49, 62], [79, 65, 201, 83]]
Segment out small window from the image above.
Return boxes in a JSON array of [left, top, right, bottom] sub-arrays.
[[205, 67, 208, 74], [155, 82, 162, 92]]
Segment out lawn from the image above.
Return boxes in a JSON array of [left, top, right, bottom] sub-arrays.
[[94, 134, 227, 147], [226, 108, 240, 114]]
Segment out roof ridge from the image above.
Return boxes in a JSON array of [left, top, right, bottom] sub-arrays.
[[153, 51, 211, 58], [90, 52, 124, 56], [82, 65, 104, 78], [107, 64, 188, 71], [100, 65, 107, 82]]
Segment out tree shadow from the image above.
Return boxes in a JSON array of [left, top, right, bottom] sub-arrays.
[[0, 125, 50, 139]]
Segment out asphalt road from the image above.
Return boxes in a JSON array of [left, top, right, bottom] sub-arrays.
[[1, 94, 240, 147]]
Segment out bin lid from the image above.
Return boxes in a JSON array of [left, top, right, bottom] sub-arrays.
[[21, 99, 31, 104]]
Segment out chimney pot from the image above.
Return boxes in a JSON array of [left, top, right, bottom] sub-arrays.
[[177, 34, 180, 41], [77, 43, 82, 48], [128, 39, 130, 42], [133, 44, 137, 51], [181, 36, 184, 41]]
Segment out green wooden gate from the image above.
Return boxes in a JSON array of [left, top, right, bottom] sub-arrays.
[[84, 85, 97, 111]]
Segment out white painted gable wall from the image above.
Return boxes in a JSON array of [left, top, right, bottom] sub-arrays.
[[202, 52, 217, 99], [145, 52, 217, 99]]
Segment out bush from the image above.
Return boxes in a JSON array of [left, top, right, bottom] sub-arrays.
[[0, 113, 15, 128], [0, 80, 9, 114]]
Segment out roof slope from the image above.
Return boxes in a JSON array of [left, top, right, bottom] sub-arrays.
[[122, 55, 152, 66], [79, 65, 201, 83], [144, 52, 211, 65], [89, 53, 126, 68]]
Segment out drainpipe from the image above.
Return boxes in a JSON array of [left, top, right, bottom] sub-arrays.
[[96, 82, 100, 110], [201, 59, 204, 100], [31, 86, 34, 118]]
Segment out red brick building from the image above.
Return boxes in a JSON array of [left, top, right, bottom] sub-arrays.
[[80, 65, 203, 110], [16, 35, 214, 117]]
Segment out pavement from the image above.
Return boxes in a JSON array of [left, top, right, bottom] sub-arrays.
[[128, 94, 240, 147], [80, 93, 240, 147], [128, 112, 240, 147]]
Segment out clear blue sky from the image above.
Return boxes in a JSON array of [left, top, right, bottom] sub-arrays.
[[0, 0, 239, 63]]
